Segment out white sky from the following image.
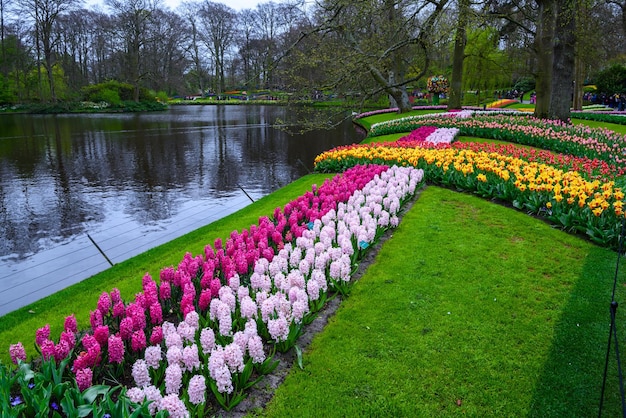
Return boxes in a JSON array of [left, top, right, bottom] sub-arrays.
[[86, 0, 264, 12], [170, 0, 262, 11]]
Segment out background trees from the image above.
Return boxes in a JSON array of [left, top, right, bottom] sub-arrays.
[[0, 0, 623, 112]]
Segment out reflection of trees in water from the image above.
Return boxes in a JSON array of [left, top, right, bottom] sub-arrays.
[[0, 106, 357, 259]]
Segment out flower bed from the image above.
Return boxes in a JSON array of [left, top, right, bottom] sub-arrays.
[[398, 126, 460, 145], [369, 112, 626, 167], [315, 138, 626, 249], [486, 99, 518, 108], [4, 164, 424, 416]]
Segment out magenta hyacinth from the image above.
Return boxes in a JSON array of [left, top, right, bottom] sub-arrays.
[[108, 334, 124, 364], [131, 329, 147, 352], [150, 326, 163, 345], [75, 367, 93, 391], [64, 314, 78, 333], [35, 324, 50, 347], [97, 291, 112, 316], [9, 342, 26, 364]]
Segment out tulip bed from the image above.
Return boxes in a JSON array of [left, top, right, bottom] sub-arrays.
[[2, 164, 424, 416], [316, 110, 626, 249]]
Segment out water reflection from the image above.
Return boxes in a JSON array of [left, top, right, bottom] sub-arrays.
[[0, 105, 359, 314]]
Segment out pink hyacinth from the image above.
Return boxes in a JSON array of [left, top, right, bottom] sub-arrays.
[[90, 309, 103, 329], [126, 303, 146, 331], [199, 288, 212, 311], [60, 330, 76, 349], [82, 334, 98, 350], [187, 375, 206, 405], [247, 335, 266, 364], [9, 342, 26, 364], [144, 345, 162, 369], [150, 326, 163, 345], [131, 329, 147, 352], [267, 315, 290, 342], [176, 321, 194, 343], [164, 329, 183, 350], [158, 394, 189, 418], [185, 311, 200, 330], [113, 301, 126, 318], [41, 340, 54, 360], [132, 359, 151, 388], [120, 317, 134, 340], [127, 387, 145, 403], [166, 345, 183, 366], [142, 274, 158, 305], [97, 291, 111, 316], [224, 343, 245, 373], [108, 334, 124, 364], [54, 340, 71, 363], [64, 314, 78, 333], [200, 328, 215, 354], [165, 363, 183, 395], [149, 302, 163, 325], [159, 280, 171, 301], [160, 266, 176, 283], [240, 296, 258, 320], [93, 325, 109, 347], [182, 344, 201, 372], [208, 348, 233, 394], [35, 324, 50, 346], [75, 367, 93, 391], [110, 288, 122, 305], [143, 385, 163, 415]]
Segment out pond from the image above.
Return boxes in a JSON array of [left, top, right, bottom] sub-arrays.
[[0, 105, 361, 316]]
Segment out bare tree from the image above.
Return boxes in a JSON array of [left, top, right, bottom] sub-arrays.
[[197, 1, 236, 95], [105, 0, 161, 101], [180, 1, 209, 95], [18, 0, 80, 102], [313, 0, 451, 113]]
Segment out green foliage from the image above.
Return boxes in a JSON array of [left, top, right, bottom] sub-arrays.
[[92, 88, 121, 106], [593, 64, 626, 94], [23, 65, 70, 102], [155, 91, 169, 102], [462, 28, 510, 93], [572, 111, 626, 126], [81, 81, 158, 104], [514, 76, 536, 93], [0, 357, 160, 417], [0, 75, 17, 104]]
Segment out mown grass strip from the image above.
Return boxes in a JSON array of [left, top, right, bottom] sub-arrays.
[[0, 174, 334, 365], [263, 186, 626, 417]]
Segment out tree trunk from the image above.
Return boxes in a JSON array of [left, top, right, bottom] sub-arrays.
[[385, 69, 412, 112], [534, 0, 576, 122], [448, 0, 469, 110], [549, 0, 576, 121], [572, 53, 584, 110], [533, 0, 555, 119]]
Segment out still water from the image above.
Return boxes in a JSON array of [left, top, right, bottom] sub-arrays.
[[0, 105, 360, 316]]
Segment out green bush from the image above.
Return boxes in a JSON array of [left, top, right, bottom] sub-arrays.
[[81, 81, 157, 103], [593, 64, 626, 94], [513, 76, 536, 93], [92, 88, 121, 106]]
